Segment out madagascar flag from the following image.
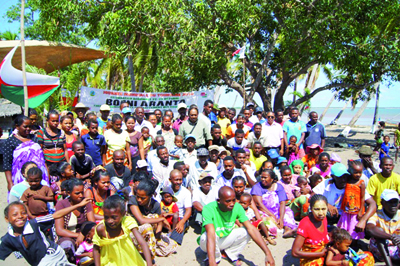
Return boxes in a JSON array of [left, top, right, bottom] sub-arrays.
[[0, 45, 59, 108]]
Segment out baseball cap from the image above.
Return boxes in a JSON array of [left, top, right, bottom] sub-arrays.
[[219, 104, 227, 110], [100, 104, 111, 111], [381, 189, 400, 201], [330, 153, 341, 163], [246, 102, 255, 107], [198, 172, 214, 181], [357, 145, 373, 156], [268, 149, 279, 159], [255, 107, 263, 113], [213, 103, 220, 110], [218, 146, 231, 156], [208, 145, 219, 152], [197, 148, 209, 156], [136, 160, 148, 168], [184, 134, 196, 141], [177, 103, 187, 110], [277, 157, 288, 165], [330, 163, 350, 177], [160, 187, 178, 202], [122, 107, 132, 114]]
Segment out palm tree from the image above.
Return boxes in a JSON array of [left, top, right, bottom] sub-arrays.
[[1, 31, 18, 40]]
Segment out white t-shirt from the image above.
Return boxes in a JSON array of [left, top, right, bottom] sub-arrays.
[[199, 113, 212, 130], [227, 138, 249, 151], [192, 186, 218, 207], [170, 185, 192, 218], [152, 160, 174, 192]]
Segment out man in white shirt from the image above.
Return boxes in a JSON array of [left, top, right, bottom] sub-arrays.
[[168, 170, 192, 245], [247, 123, 268, 147], [187, 148, 218, 189], [152, 145, 174, 192], [181, 134, 198, 165], [147, 135, 165, 172], [263, 111, 284, 157], [192, 172, 218, 223], [215, 157, 246, 188], [134, 107, 153, 132], [198, 100, 213, 129]]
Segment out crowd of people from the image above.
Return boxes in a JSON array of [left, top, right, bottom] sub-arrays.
[[0, 98, 399, 266]]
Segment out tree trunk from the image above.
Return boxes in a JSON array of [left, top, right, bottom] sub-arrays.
[[139, 72, 145, 92], [330, 99, 350, 125], [319, 91, 338, 122], [299, 64, 319, 114], [370, 84, 380, 133], [128, 55, 136, 92], [292, 78, 297, 103]]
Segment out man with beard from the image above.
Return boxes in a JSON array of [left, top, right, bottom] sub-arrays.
[[152, 145, 174, 192], [199, 186, 275, 266], [105, 150, 132, 189]]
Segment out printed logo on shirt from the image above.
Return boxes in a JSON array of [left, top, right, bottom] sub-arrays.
[[315, 128, 319, 132]]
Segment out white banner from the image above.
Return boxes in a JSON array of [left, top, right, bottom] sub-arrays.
[[79, 87, 214, 113]]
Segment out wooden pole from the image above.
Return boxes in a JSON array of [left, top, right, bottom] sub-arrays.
[[20, 0, 29, 116], [242, 58, 246, 107], [371, 84, 380, 134]]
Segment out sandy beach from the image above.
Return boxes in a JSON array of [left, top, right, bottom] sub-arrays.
[[1, 125, 398, 266]]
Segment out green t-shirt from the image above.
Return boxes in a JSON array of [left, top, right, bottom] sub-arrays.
[[200, 201, 249, 239]]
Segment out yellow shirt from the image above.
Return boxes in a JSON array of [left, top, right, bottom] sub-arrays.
[[104, 129, 130, 151], [217, 117, 231, 137], [367, 172, 400, 208], [249, 150, 268, 171], [92, 216, 145, 266]]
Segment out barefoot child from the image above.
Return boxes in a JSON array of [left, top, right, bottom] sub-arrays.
[[325, 228, 374, 266], [93, 195, 152, 266], [287, 135, 299, 165], [379, 135, 391, 161], [337, 161, 376, 240], [160, 187, 179, 231], [0, 198, 91, 265], [21, 167, 54, 219]]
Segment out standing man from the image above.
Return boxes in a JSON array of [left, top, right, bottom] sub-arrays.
[[283, 107, 307, 158], [305, 111, 326, 149], [97, 104, 110, 133], [134, 107, 152, 132], [243, 108, 254, 128], [179, 106, 212, 148], [264, 111, 284, 156], [172, 103, 188, 132], [72, 102, 90, 131], [199, 186, 275, 266], [247, 123, 267, 148], [199, 100, 214, 129], [275, 109, 285, 126], [227, 108, 237, 123]]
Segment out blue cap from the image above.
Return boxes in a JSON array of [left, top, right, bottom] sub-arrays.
[[268, 149, 279, 159], [277, 157, 288, 165], [122, 107, 132, 114], [184, 134, 196, 141], [330, 163, 349, 177]]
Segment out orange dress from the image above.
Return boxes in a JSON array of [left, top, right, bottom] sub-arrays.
[[341, 180, 364, 214]]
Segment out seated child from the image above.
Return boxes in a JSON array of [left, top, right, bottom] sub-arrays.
[[0, 199, 91, 265], [9, 161, 47, 203], [192, 173, 218, 224], [70, 141, 95, 180], [21, 167, 54, 219], [93, 195, 152, 266], [160, 187, 179, 230], [169, 135, 184, 160], [141, 127, 153, 154], [289, 160, 304, 180], [277, 166, 297, 201], [287, 135, 299, 165], [238, 193, 276, 245], [309, 173, 323, 189], [290, 176, 313, 221], [325, 228, 374, 266], [75, 221, 96, 265]]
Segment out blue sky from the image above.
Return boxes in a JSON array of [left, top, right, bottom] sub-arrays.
[[2, 0, 399, 108]]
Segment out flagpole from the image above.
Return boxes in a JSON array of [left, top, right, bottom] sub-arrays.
[[243, 58, 246, 107], [20, 0, 29, 116]]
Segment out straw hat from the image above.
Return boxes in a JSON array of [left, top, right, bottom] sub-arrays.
[[72, 102, 90, 111]]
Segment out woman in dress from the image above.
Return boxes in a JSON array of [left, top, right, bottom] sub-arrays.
[[125, 116, 145, 172], [156, 115, 178, 150], [310, 152, 331, 179], [60, 115, 78, 160], [37, 110, 69, 166], [292, 194, 330, 266], [104, 114, 132, 169], [251, 169, 297, 238], [55, 178, 95, 261], [3, 115, 48, 191]]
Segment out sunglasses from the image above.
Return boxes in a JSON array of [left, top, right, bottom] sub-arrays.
[[267, 116, 274, 118]]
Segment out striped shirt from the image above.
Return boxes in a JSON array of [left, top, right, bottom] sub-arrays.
[[367, 209, 400, 239], [36, 129, 66, 163]]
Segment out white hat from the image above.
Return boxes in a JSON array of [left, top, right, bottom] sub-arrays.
[[219, 104, 227, 110], [381, 189, 400, 201], [136, 160, 148, 168], [100, 104, 111, 111], [177, 103, 187, 110], [72, 102, 90, 111]]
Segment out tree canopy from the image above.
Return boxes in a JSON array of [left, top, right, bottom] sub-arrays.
[[6, 0, 400, 110]]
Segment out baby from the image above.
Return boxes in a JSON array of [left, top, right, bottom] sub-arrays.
[[169, 135, 184, 160], [75, 221, 96, 265]]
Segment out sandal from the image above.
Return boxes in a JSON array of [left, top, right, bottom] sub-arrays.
[[231, 259, 242, 266], [266, 237, 277, 246]]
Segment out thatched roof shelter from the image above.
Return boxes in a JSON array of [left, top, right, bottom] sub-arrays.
[[0, 40, 108, 73], [0, 98, 22, 117]]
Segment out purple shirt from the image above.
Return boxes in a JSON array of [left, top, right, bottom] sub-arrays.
[[250, 182, 288, 202], [172, 116, 188, 132]]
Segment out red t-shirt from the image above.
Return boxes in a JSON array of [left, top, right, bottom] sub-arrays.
[[297, 216, 329, 246]]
